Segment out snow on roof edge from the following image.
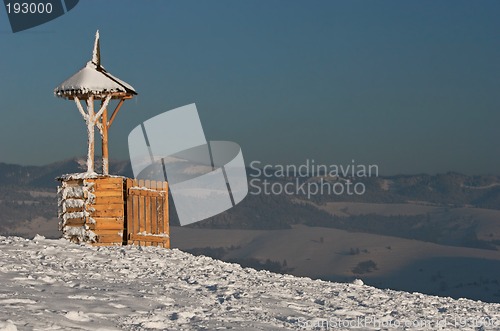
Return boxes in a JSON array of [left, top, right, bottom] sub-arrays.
[[57, 172, 127, 181], [54, 61, 136, 98]]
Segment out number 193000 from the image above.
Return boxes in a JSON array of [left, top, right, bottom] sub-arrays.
[[6, 2, 53, 14]]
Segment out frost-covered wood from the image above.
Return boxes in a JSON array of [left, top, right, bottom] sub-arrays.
[[70, 94, 113, 173], [58, 179, 97, 243], [92, 30, 101, 67], [57, 175, 169, 247], [54, 30, 137, 175], [58, 177, 170, 248], [58, 176, 126, 246]]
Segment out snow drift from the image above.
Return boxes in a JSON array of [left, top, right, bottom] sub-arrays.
[[0, 235, 498, 330]]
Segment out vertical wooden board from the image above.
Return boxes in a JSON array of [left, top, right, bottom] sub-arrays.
[[138, 179, 145, 246], [130, 180, 140, 245], [163, 181, 170, 243], [132, 179, 138, 246], [157, 181, 164, 235], [125, 178, 134, 245], [145, 180, 152, 244], [150, 181, 158, 235]]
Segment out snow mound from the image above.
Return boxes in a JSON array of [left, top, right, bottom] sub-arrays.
[[352, 279, 364, 286], [0, 235, 499, 330], [0, 320, 17, 331]]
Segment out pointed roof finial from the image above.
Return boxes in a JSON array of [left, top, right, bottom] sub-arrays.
[[92, 30, 101, 67]]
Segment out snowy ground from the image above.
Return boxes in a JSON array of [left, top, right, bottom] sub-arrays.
[[0, 236, 499, 330]]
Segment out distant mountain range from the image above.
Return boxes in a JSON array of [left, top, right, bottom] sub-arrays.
[[1, 157, 499, 247], [0, 157, 133, 188], [1, 158, 499, 245], [1, 157, 499, 208]]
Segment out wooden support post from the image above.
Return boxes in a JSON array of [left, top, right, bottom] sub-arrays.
[[101, 101, 109, 175], [108, 98, 125, 127], [86, 96, 95, 173]]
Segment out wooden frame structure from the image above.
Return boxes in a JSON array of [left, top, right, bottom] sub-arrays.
[[54, 30, 137, 174], [58, 176, 169, 247], [54, 31, 169, 247], [126, 179, 170, 247]]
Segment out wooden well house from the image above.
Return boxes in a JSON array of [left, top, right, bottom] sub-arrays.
[[54, 31, 170, 247]]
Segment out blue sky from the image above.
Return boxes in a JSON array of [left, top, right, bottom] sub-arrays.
[[0, 0, 499, 175]]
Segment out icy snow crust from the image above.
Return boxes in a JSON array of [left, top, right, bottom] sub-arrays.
[[0, 236, 499, 331]]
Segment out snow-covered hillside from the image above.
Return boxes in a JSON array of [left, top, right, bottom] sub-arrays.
[[0, 236, 498, 330]]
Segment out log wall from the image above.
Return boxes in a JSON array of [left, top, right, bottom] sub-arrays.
[[57, 175, 169, 247]]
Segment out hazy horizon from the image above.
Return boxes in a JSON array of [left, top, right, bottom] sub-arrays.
[[2, 154, 500, 177]]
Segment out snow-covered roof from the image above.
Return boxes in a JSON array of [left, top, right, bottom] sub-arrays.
[[54, 31, 137, 99], [54, 61, 136, 98]]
